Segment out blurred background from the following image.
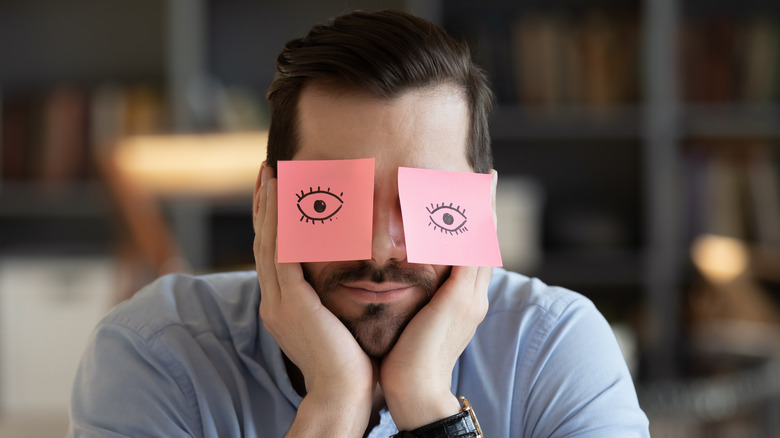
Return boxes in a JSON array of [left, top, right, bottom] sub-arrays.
[[1, 0, 780, 436]]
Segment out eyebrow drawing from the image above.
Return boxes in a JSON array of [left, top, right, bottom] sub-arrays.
[[427, 202, 468, 235], [297, 187, 344, 224]]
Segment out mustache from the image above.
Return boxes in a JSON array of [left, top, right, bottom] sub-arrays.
[[315, 261, 439, 296]]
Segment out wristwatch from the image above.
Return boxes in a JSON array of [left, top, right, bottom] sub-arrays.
[[392, 396, 483, 438]]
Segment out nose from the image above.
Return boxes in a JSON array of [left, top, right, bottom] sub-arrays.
[[371, 189, 407, 266]]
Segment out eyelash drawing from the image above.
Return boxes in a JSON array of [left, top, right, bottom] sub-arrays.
[[426, 202, 468, 235], [296, 187, 344, 224]]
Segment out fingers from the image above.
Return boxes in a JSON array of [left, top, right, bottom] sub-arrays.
[[260, 163, 274, 231], [448, 265, 490, 314], [420, 265, 489, 331], [253, 162, 274, 239], [262, 177, 278, 268], [257, 166, 314, 309], [475, 265, 493, 294], [254, 163, 282, 305], [252, 162, 266, 222], [425, 170, 496, 316]]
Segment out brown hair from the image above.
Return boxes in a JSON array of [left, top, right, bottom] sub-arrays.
[[265, 9, 494, 173]]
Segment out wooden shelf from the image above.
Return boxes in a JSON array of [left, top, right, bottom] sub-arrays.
[[684, 104, 780, 139], [490, 105, 642, 141], [531, 247, 643, 288], [0, 181, 108, 219]]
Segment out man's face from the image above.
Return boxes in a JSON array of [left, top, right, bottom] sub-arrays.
[[292, 83, 472, 359]]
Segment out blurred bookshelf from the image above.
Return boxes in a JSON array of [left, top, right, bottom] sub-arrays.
[[441, 0, 651, 372], [439, 0, 780, 434], [2, 0, 780, 433]]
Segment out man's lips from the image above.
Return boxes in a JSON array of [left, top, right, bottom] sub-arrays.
[[340, 281, 415, 303], [341, 280, 412, 293]]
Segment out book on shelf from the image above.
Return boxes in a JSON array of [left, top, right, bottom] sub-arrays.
[[1, 94, 34, 182], [683, 15, 780, 103], [0, 93, 49, 184], [508, 9, 638, 111], [39, 87, 89, 185], [746, 145, 780, 247], [740, 16, 779, 103], [1, 81, 271, 185], [2, 87, 95, 186], [512, 13, 565, 108], [578, 11, 614, 109], [707, 19, 739, 102], [122, 84, 168, 137], [708, 148, 746, 239], [90, 83, 128, 151], [0, 84, 171, 184], [684, 145, 742, 240], [449, 11, 517, 104], [684, 143, 780, 247]]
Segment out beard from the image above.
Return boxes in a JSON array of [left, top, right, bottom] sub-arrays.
[[302, 261, 445, 359]]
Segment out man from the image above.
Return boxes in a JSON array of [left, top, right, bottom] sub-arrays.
[[69, 10, 649, 437]]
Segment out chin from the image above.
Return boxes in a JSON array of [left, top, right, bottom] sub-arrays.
[[301, 260, 443, 358], [342, 303, 420, 360]]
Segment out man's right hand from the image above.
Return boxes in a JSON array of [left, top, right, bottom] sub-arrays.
[[253, 162, 375, 437]]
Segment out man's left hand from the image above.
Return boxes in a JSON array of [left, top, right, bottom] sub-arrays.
[[380, 169, 497, 430], [380, 264, 492, 430]]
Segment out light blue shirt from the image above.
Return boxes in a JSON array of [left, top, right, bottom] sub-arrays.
[[68, 268, 649, 437]]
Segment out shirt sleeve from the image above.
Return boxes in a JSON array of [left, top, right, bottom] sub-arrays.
[[68, 320, 201, 438], [520, 295, 650, 437]]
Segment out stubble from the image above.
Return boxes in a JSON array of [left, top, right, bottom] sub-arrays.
[[303, 261, 442, 359]]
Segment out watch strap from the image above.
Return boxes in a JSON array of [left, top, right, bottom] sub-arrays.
[[392, 410, 478, 438]]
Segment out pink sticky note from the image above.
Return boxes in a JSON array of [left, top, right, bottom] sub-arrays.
[[398, 167, 502, 267], [277, 159, 374, 262]]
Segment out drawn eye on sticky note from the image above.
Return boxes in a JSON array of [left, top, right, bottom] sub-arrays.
[[297, 187, 344, 224], [427, 202, 468, 235], [277, 159, 374, 262], [398, 167, 502, 267]]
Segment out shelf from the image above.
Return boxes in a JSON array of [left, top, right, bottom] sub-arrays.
[[0, 181, 109, 219], [491, 103, 780, 142], [684, 104, 780, 139], [0, 182, 115, 256], [490, 105, 642, 141], [0, 1, 165, 91], [530, 247, 643, 288]]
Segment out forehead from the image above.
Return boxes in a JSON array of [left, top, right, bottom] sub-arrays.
[[294, 83, 472, 173]]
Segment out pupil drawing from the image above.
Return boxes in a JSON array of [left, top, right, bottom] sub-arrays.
[[297, 187, 344, 224], [427, 202, 468, 235]]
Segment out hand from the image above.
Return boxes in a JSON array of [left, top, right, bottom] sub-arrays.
[[380, 265, 492, 429], [379, 170, 498, 430], [253, 162, 375, 436]]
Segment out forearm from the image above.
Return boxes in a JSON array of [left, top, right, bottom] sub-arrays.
[[285, 392, 371, 438], [384, 390, 461, 431]]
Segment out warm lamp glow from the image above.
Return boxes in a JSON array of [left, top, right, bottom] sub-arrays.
[[691, 234, 749, 284], [113, 131, 268, 197]]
